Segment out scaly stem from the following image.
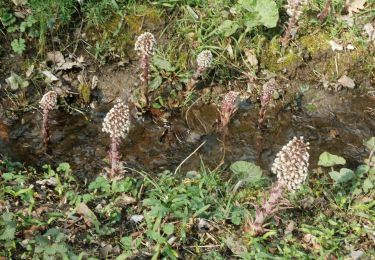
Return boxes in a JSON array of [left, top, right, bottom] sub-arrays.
[[187, 66, 206, 91], [140, 53, 150, 106], [281, 15, 298, 48], [246, 182, 286, 236], [110, 137, 121, 178], [42, 108, 50, 146]]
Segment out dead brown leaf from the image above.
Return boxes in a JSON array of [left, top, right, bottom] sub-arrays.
[[346, 0, 367, 16], [244, 48, 258, 66]]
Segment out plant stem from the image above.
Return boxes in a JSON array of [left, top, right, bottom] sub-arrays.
[[42, 108, 50, 146], [110, 137, 121, 178]]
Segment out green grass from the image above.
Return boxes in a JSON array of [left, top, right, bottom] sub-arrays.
[[1, 138, 374, 259]]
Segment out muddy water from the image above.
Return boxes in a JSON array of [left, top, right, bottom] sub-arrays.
[[1, 89, 374, 179]]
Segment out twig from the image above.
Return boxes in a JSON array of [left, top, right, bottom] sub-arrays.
[[174, 140, 207, 174]]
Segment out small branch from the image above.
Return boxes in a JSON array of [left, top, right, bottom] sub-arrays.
[[174, 140, 207, 174]]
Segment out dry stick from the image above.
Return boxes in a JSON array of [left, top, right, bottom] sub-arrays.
[[174, 140, 207, 175], [213, 131, 227, 173]]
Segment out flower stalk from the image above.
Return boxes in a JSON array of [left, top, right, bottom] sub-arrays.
[[135, 32, 156, 105], [102, 102, 130, 178], [281, 0, 306, 47], [245, 136, 310, 236]]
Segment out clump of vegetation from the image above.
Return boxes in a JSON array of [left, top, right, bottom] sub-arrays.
[[1, 0, 375, 259]]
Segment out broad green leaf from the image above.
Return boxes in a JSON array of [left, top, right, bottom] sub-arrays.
[[149, 75, 162, 90], [365, 137, 375, 151], [217, 20, 239, 37], [11, 38, 26, 55], [0, 225, 16, 240], [153, 57, 175, 72], [318, 152, 346, 167], [230, 161, 262, 183], [57, 162, 71, 173], [356, 164, 370, 176], [362, 178, 373, 193], [163, 223, 174, 235], [329, 168, 354, 183], [255, 0, 279, 28], [239, 0, 279, 28]]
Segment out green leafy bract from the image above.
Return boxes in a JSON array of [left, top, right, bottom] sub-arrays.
[[318, 152, 346, 167]]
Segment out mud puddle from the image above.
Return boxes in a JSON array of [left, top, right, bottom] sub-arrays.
[[1, 89, 374, 179]]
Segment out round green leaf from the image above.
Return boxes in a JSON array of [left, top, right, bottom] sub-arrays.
[[318, 152, 346, 167]]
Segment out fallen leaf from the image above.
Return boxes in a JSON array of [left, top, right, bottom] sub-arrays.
[[25, 65, 34, 78], [329, 40, 343, 51], [363, 23, 375, 43], [346, 44, 355, 50], [42, 70, 59, 83], [46, 51, 65, 65], [130, 215, 144, 223], [244, 48, 258, 66], [76, 203, 100, 229], [303, 234, 321, 250], [338, 75, 355, 89], [346, 0, 367, 16], [115, 194, 136, 206], [5, 72, 29, 90]]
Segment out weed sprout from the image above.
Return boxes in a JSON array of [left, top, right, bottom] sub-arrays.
[[187, 50, 213, 91], [102, 102, 130, 178], [39, 91, 58, 146], [246, 136, 310, 236]]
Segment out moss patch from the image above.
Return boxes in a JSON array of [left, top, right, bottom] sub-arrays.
[[300, 32, 330, 57], [260, 37, 303, 73]]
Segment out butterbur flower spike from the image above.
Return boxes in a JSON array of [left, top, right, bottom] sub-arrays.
[[245, 136, 309, 236], [272, 136, 310, 191], [258, 79, 276, 128], [220, 91, 239, 129], [102, 102, 130, 178], [187, 50, 213, 91], [282, 0, 306, 47], [39, 91, 58, 146], [135, 32, 156, 85]]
